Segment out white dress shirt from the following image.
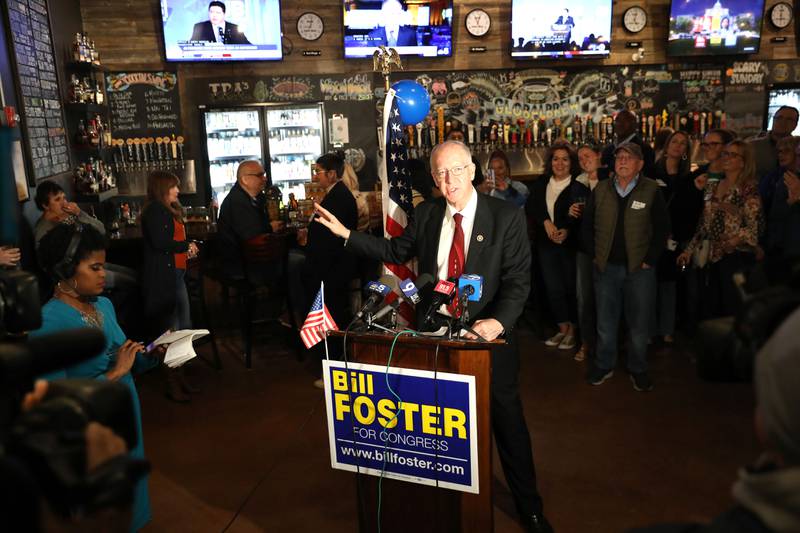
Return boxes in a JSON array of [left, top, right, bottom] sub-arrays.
[[433, 188, 478, 317]]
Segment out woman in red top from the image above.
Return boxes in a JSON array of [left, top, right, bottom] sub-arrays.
[[142, 171, 199, 402]]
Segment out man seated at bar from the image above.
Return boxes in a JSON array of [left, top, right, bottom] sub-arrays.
[[33, 180, 137, 290], [217, 160, 283, 281]]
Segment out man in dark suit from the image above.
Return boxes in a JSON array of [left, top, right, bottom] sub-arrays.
[[314, 141, 553, 533], [191, 1, 251, 45], [600, 110, 655, 180], [366, 0, 417, 47], [217, 160, 282, 282]]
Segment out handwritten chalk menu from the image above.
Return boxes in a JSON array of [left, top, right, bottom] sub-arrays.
[[106, 72, 181, 138], [5, 0, 69, 180]]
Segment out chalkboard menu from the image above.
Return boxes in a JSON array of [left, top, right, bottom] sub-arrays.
[[5, 0, 69, 181], [106, 71, 181, 138]]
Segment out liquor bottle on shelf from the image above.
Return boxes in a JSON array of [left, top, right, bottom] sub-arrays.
[[88, 119, 100, 148], [72, 33, 82, 62], [68, 74, 83, 103], [75, 119, 89, 147]]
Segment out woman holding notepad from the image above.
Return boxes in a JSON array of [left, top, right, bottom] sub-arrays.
[[32, 223, 158, 532]]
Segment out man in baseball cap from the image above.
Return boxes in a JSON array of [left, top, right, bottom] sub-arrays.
[[582, 141, 670, 391]]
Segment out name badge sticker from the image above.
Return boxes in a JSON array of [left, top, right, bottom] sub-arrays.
[[631, 200, 647, 210]]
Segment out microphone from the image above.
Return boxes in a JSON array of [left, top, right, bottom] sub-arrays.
[[0, 328, 106, 387], [399, 273, 433, 306], [218, 26, 225, 44], [353, 276, 393, 321], [422, 278, 456, 327], [458, 274, 483, 303]]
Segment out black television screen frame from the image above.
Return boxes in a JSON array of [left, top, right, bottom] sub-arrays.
[[509, 0, 613, 60], [342, 0, 454, 59], [666, 0, 766, 57], [160, 0, 284, 63], [764, 83, 800, 136]]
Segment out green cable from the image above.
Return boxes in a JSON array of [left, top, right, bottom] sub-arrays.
[[376, 329, 417, 533]]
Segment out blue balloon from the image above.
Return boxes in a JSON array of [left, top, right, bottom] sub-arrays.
[[391, 80, 430, 126]]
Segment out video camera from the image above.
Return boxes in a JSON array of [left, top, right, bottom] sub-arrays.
[[0, 124, 146, 526]]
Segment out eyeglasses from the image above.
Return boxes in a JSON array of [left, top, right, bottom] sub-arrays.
[[721, 151, 743, 159], [246, 171, 267, 177], [700, 141, 723, 148], [432, 163, 474, 179]]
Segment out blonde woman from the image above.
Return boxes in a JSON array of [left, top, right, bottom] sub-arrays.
[[678, 140, 764, 318]]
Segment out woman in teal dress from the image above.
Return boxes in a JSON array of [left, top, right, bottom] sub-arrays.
[[32, 223, 158, 531]]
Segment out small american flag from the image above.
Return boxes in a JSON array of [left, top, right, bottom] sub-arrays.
[[300, 284, 338, 349]]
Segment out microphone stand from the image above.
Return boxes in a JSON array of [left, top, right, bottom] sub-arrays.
[[450, 294, 487, 342], [366, 311, 397, 334]]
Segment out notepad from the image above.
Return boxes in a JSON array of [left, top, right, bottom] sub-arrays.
[[150, 329, 209, 368]]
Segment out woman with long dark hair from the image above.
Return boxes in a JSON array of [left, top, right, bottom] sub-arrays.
[[142, 171, 198, 403], [532, 142, 589, 350]]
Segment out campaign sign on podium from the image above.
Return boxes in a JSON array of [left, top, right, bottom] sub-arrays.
[[323, 360, 479, 493]]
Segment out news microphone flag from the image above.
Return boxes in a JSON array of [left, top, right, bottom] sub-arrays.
[[300, 283, 338, 350], [379, 88, 417, 324]]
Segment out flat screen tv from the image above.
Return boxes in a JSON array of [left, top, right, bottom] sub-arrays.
[[510, 0, 612, 59], [343, 0, 453, 59], [667, 0, 765, 57], [766, 86, 800, 136], [161, 0, 283, 62]]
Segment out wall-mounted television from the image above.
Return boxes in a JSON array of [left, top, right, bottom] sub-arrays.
[[161, 0, 283, 62], [343, 0, 453, 59], [510, 0, 612, 59], [766, 85, 800, 136], [667, 0, 765, 57]]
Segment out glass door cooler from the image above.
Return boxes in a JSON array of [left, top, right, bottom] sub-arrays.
[[265, 104, 325, 203], [203, 108, 263, 208]]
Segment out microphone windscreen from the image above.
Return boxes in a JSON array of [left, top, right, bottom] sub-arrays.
[[0, 328, 106, 386], [414, 273, 434, 291], [458, 274, 483, 302]]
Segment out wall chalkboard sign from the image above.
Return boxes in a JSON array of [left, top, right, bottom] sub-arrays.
[[106, 71, 181, 139], [4, 0, 69, 182]]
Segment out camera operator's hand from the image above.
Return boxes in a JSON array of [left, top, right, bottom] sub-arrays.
[[21, 379, 49, 411], [0, 245, 21, 267], [85, 422, 127, 472], [106, 340, 144, 381]]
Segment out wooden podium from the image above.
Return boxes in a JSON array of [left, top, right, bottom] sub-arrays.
[[330, 331, 495, 533]]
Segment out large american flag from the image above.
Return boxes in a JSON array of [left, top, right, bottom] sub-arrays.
[[299, 284, 338, 349], [380, 89, 417, 323]]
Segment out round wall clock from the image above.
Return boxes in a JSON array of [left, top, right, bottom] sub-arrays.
[[297, 12, 324, 41], [769, 2, 793, 29], [465, 9, 491, 38], [622, 6, 647, 34]]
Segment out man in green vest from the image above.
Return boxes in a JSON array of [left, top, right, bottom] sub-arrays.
[[582, 142, 670, 392]]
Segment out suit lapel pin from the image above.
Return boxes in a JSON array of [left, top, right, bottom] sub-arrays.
[[476, 234, 484, 242]]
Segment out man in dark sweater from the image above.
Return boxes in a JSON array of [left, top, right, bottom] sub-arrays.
[[217, 160, 283, 280], [582, 143, 670, 391], [600, 110, 656, 181]]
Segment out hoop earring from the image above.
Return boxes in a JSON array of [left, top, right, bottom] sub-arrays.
[[71, 278, 78, 291], [682, 153, 688, 161]]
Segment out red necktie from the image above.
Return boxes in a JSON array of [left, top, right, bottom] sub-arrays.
[[447, 213, 464, 316]]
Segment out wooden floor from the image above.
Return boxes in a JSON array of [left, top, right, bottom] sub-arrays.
[[136, 324, 758, 533]]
